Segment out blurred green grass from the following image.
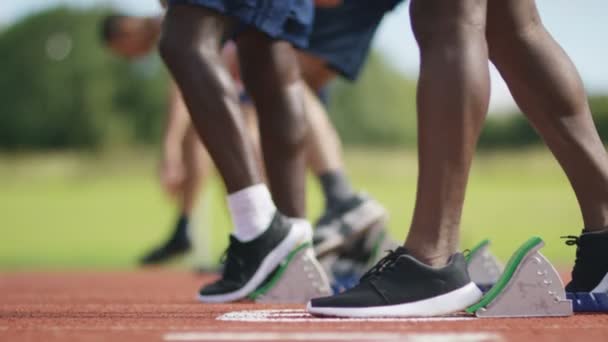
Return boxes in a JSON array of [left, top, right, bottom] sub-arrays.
[[0, 148, 581, 269]]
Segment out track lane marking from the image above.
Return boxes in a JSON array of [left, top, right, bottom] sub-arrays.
[[164, 332, 502, 341], [217, 309, 475, 322]]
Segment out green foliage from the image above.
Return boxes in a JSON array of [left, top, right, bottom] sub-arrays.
[[479, 112, 540, 148], [479, 95, 608, 148], [2, 7, 607, 151], [0, 149, 582, 268], [588, 95, 608, 143], [328, 53, 418, 146], [0, 7, 168, 150]]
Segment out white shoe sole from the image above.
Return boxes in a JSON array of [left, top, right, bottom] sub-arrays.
[[307, 282, 483, 318], [198, 220, 312, 303]]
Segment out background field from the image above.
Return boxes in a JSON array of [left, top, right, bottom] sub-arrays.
[[0, 147, 582, 270]]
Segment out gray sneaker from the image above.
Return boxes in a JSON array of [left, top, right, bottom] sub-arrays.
[[313, 194, 387, 258]]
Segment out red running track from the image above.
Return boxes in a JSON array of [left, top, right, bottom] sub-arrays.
[[1, 270, 607, 341]]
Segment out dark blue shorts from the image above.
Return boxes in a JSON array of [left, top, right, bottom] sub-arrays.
[[305, 0, 405, 81], [167, 0, 314, 48]]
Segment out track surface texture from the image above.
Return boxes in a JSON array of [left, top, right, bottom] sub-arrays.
[[1, 270, 607, 341]]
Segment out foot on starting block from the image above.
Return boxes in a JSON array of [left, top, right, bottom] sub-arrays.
[[466, 237, 572, 318], [466, 240, 503, 292], [249, 243, 332, 304]]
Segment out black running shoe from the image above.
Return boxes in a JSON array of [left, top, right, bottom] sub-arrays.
[[327, 223, 399, 294], [313, 194, 387, 258], [307, 247, 483, 317], [198, 213, 311, 303], [564, 230, 608, 312], [140, 216, 192, 265]]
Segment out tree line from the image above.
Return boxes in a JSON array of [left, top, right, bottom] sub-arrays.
[[1, 7, 607, 151]]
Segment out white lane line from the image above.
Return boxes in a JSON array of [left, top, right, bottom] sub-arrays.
[[164, 332, 502, 341], [217, 309, 475, 323]]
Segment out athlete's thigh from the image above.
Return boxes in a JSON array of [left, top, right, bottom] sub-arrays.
[[297, 52, 336, 92], [410, 0, 487, 41], [163, 4, 234, 49]]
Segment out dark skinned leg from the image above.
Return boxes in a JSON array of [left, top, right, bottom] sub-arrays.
[[404, 0, 490, 266], [237, 31, 309, 218], [487, 0, 608, 231], [159, 5, 262, 194]]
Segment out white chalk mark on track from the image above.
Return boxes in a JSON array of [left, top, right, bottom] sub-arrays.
[[216, 309, 475, 322], [164, 332, 501, 341]]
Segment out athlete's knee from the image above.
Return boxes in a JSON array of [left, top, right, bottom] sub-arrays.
[[487, 15, 544, 58], [259, 83, 309, 153], [238, 33, 300, 89], [410, 0, 487, 48]]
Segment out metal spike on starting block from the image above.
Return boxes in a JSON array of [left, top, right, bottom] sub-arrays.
[[250, 243, 332, 304], [467, 237, 573, 318]]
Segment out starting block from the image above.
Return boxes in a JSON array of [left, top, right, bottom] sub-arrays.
[[466, 240, 503, 292], [249, 243, 332, 304], [466, 237, 572, 318]]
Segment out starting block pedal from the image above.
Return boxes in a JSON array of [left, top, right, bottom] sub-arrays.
[[567, 292, 608, 312], [249, 243, 332, 304], [466, 237, 572, 318], [466, 240, 503, 292]]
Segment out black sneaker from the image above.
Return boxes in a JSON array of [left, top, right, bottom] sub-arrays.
[[198, 213, 311, 303], [327, 224, 399, 294], [307, 247, 483, 317], [563, 230, 608, 312], [313, 194, 387, 258], [140, 216, 192, 265]]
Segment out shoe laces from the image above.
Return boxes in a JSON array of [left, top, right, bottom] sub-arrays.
[[561, 235, 581, 264], [561, 235, 579, 246], [361, 249, 402, 281], [561, 235, 582, 284], [220, 239, 245, 282]]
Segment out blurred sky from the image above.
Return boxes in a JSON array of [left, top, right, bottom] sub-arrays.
[[2, 0, 607, 112]]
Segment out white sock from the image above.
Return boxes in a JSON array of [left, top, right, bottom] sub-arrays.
[[227, 184, 276, 242]]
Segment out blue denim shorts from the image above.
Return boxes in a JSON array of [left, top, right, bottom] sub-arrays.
[[168, 0, 314, 48], [305, 0, 405, 80]]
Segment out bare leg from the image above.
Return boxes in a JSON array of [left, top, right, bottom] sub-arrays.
[[404, 0, 490, 266], [302, 84, 344, 175], [140, 126, 206, 265], [159, 5, 262, 194], [180, 126, 211, 215], [237, 31, 309, 218], [298, 51, 337, 91], [240, 102, 266, 181], [297, 52, 362, 212], [297, 52, 343, 175], [487, 0, 608, 231]]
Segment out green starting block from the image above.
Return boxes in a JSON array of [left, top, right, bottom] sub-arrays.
[[249, 242, 332, 304], [467, 237, 572, 318]]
